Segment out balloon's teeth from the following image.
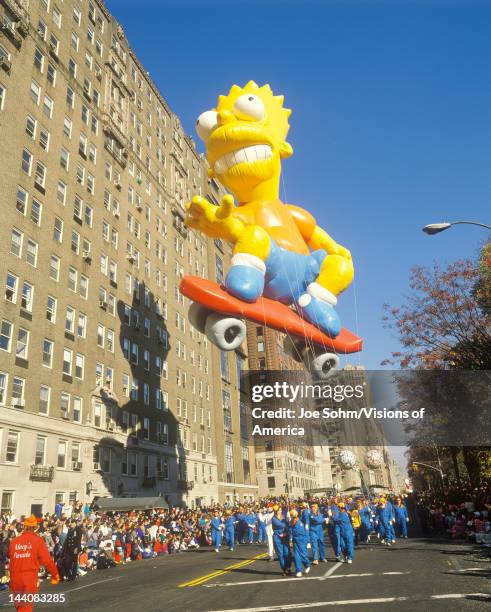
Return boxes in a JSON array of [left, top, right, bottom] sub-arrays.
[[214, 145, 272, 174]]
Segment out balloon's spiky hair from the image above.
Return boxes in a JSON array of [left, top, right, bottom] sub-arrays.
[[216, 80, 291, 139]]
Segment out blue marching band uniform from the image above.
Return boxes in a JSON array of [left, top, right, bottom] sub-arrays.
[[205, 495, 410, 575]]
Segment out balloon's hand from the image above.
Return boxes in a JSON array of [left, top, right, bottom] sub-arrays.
[[185, 195, 244, 241], [331, 244, 352, 260]]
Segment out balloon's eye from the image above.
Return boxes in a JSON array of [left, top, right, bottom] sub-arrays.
[[196, 110, 218, 140], [233, 94, 265, 121]]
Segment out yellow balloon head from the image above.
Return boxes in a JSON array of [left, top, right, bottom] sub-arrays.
[[196, 81, 293, 202]]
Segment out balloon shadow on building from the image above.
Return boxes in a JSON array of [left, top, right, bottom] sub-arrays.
[[91, 283, 185, 507]]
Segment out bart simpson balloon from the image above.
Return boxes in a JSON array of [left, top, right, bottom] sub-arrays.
[[185, 81, 354, 339]]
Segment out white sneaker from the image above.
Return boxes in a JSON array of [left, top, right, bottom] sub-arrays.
[[296, 572, 303, 577], [347, 559, 352, 564], [386, 542, 391, 547], [321, 559, 328, 563], [336, 556, 343, 562], [391, 540, 396, 544], [312, 560, 318, 565], [214, 548, 219, 552], [304, 566, 310, 574]]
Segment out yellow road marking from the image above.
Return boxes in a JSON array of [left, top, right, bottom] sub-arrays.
[[178, 553, 268, 588]]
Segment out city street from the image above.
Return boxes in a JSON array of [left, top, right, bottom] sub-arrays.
[[1, 538, 489, 612]]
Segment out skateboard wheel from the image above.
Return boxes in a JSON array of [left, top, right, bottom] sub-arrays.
[[307, 351, 340, 379], [204, 313, 247, 350], [188, 302, 211, 334]]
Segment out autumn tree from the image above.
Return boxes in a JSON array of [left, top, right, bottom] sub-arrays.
[[382, 251, 491, 370], [383, 243, 491, 488]]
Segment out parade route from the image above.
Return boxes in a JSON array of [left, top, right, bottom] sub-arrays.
[[1, 537, 489, 612]]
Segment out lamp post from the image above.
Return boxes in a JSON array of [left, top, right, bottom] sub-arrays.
[[422, 221, 491, 235]]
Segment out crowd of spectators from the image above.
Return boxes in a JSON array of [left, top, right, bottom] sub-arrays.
[[0, 501, 217, 589], [411, 481, 491, 543], [0, 483, 489, 590]]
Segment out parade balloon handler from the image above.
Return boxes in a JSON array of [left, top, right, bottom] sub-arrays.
[[224, 511, 237, 552], [8, 515, 60, 612], [376, 498, 393, 547], [271, 506, 292, 576], [309, 503, 328, 564], [394, 497, 410, 539], [328, 499, 342, 560], [185, 81, 354, 339], [359, 500, 373, 544], [210, 511, 224, 553], [333, 503, 355, 564], [288, 509, 311, 577]]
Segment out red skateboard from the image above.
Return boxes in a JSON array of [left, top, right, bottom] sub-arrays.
[[179, 276, 363, 377]]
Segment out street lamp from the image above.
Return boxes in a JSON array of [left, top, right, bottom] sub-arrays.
[[423, 221, 491, 235]]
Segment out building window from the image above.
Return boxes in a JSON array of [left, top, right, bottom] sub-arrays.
[[68, 267, 77, 291], [42, 339, 53, 367], [49, 255, 60, 281], [26, 115, 37, 139], [30, 81, 40, 105], [57, 440, 67, 468], [47, 63, 56, 85], [43, 94, 54, 118], [220, 351, 229, 380], [20, 281, 33, 312], [22, 149, 33, 175], [16, 187, 28, 215], [39, 385, 50, 414], [5, 432, 19, 463], [31, 199, 42, 225], [0, 372, 7, 405], [75, 354, 84, 379], [46, 296, 57, 323], [57, 181, 67, 205], [60, 148, 70, 170], [63, 348, 72, 375], [26, 239, 38, 267], [77, 275, 87, 300], [225, 442, 234, 482], [35, 161, 46, 188], [34, 436, 46, 465], [0, 320, 12, 352], [93, 402, 102, 428], [66, 86, 75, 108], [0, 491, 14, 514], [77, 312, 86, 337], [16, 328, 29, 360], [39, 127, 50, 151], [5, 275, 20, 308], [73, 396, 82, 422], [223, 390, 232, 431]]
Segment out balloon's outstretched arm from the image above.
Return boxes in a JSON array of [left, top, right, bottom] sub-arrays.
[[309, 226, 352, 261], [185, 195, 245, 242]]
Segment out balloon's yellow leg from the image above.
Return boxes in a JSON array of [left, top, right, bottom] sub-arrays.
[[232, 225, 271, 261]]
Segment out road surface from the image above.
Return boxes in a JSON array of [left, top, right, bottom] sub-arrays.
[[1, 537, 490, 611]]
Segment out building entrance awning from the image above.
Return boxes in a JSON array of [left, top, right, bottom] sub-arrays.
[[92, 496, 169, 512]]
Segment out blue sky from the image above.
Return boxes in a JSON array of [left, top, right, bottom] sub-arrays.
[[107, 0, 491, 369]]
